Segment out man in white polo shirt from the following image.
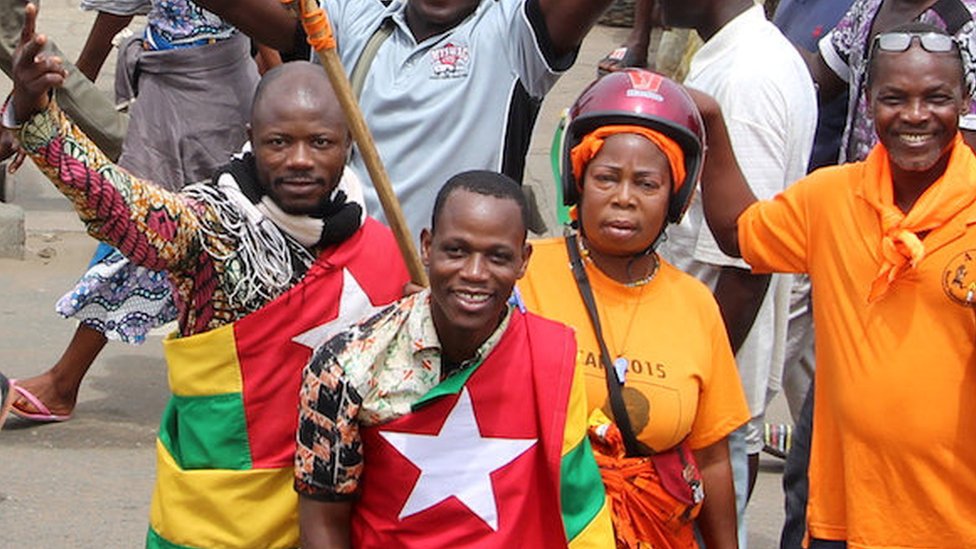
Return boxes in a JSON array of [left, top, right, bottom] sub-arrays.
[[656, 0, 817, 545], [196, 0, 617, 237]]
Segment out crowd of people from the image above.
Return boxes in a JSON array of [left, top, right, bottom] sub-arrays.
[[1, 0, 975, 548]]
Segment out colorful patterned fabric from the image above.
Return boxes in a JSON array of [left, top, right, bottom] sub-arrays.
[[149, 223, 407, 548], [296, 293, 614, 547], [145, 0, 234, 48], [822, 0, 976, 162], [18, 103, 411, 548], [21, 102, 273, 338], [56, 247, 176, 344], [295, 290, 512, 498], [52, 16, 257, 345]]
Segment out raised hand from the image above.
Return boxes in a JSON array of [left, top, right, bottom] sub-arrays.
[[10, 3, 67, 125]]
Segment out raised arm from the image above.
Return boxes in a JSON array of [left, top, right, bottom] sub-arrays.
[[76, 11, 135, 81], [684, 88, 756, 257], [192, 0, 300, 54], [538, 0, 618, 57], [8, 4, 201, 271], [1, 0, 127, 160]]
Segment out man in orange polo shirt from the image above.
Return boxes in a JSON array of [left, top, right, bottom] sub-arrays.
[[693, 22, 976, 548]]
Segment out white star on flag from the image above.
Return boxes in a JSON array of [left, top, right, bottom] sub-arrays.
[[292, 269, 381, 350], [379, 388, 537, 531]]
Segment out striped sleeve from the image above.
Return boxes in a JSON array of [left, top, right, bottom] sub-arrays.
[[560, 357, 615, 547]]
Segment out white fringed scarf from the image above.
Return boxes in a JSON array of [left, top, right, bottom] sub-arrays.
[[182, 164, 365, 311]]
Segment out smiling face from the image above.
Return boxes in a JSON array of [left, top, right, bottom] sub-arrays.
[[579, 133, 673, 257], [870, 44, 968, 178], [249, 67, 350, 216], [421, 188, 531, 360]]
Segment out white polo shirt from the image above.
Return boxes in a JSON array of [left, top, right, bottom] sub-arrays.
[[319, 0, 574, 238], [660, 5, 817, 451]]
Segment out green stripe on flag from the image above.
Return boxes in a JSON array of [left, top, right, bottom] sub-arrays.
[[146, 526, 198, 549], [411, 360, 482, 411], [158, 392, 252, 470], [560, 436, 607, 541]]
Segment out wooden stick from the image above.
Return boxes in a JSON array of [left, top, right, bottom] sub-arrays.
[[296, 0, 428, 286]]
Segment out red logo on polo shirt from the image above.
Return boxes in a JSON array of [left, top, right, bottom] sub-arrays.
[[430, 42, 470, 79]]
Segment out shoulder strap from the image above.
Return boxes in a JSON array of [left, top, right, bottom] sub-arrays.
[[350, 19, 395, 100], [930, 0, 973, 35], [565, 235, 642, 457]]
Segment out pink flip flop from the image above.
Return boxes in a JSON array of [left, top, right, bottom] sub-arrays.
[[8, 380, 72, 423]]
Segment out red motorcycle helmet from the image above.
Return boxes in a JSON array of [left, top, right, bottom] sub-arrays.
[[562, 69, 705, 224]]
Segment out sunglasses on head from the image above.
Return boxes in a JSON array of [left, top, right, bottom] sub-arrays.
[[872, 31, 956, 54]]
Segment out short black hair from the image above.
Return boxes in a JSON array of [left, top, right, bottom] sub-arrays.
[[430, 170, 529, 236], [866, 22, 966, 93]]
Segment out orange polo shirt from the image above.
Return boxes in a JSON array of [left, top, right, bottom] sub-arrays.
[[738, 143, 976, 548]]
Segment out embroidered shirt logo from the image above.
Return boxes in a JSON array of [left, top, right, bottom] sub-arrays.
[[942, 249, 976, 305], [430, 42, 470, 79]]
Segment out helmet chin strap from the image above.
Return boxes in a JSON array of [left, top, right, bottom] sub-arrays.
[[647, 227, 667, 255]]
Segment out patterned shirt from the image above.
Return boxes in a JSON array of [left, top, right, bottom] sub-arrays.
[[19, 103, 299, 336], [820, 0, 976, 162], [295, 290, 512, 500], [147, 0, 235, 48]]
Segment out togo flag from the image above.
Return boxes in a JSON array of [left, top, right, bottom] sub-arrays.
[[147, 219, 409, 549], [355, 311, 615, 548]]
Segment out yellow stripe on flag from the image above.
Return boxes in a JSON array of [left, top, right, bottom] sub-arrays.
[[562, 361, 589, 454], [163, 324, 243, 396], [568, 499, 614, 549], [150, 439, 299, 548]]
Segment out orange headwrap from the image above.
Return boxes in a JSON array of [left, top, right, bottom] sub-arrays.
[[570, 125, 687, 193]]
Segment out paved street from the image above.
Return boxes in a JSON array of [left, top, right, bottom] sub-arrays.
[[0, 3, 789, 547]]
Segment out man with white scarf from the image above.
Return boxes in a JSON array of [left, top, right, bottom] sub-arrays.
[[4, 9, 410, 544]]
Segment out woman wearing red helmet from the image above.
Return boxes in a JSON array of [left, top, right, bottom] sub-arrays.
[[518, 69, 748, 548]]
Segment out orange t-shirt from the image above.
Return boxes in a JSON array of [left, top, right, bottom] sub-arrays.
[[518, 237, 749, 453], [738, 147, 976, 548]]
